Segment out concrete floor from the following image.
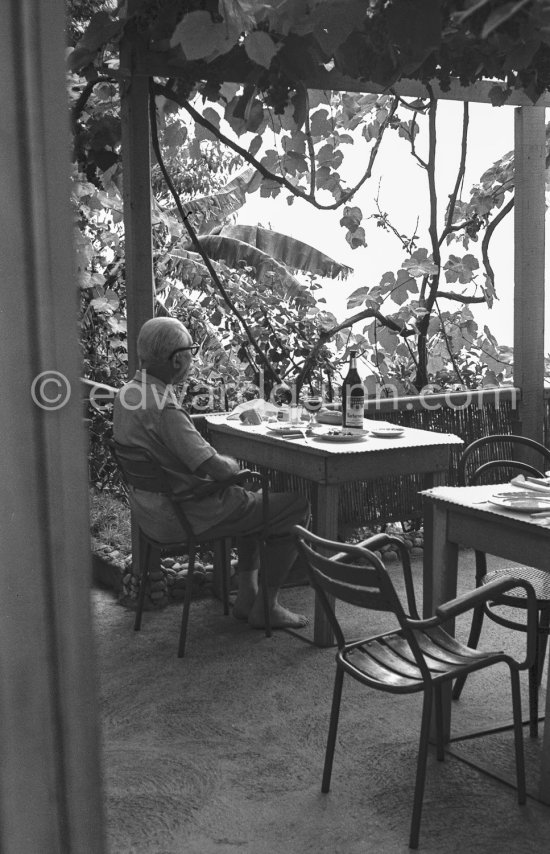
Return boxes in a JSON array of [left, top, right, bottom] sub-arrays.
[[93, 549, 550, 853]]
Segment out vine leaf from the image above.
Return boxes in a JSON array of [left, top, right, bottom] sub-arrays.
[[444, 253, 479, 284], [171, 11, 240, 62], [244, 31, 278, 69], [401, 249, 438, 277], [393, 269, 418, 305]]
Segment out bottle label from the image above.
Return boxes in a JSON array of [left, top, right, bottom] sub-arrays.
[[344, 393, 364, 430]]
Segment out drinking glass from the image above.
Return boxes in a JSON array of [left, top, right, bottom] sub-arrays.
[[303, 396, 323, 426]]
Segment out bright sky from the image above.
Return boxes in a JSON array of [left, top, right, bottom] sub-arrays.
[[237, 100, 550, 350]]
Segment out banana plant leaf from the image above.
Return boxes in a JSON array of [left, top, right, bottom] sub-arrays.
[[169, 241, 312, 297], [189, 225, 352, 280], [179, 167, 257, 233]]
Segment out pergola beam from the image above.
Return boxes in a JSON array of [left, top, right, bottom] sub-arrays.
[[131, 52, 550, 107]]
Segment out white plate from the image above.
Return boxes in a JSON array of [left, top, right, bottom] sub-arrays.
[[312, 429, 369, 443], [369, 427, 404, 438], [488, 495, 550, 512]]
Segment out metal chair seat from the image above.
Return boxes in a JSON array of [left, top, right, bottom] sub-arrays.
[[483, 566, 550, 610], [343, 626, 498, 690], [293, 525, 536, 850]]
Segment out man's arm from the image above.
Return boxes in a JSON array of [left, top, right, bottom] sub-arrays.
[[195, 453, 241, 482]]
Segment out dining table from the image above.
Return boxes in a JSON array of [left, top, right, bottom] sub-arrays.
[[422, 482, 550, 803], [204, 413, 463, 647]]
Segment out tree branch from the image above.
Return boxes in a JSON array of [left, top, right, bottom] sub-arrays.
[[302, 85, 316, 199], [440, 102, 469, 245], [436, 291, 487, 303], [151, 80, 397, 211], [434, 301, 468, 387], [148, 81, 281, 385], [294, 306, 414, 390], [481, 196, 514, 287], [71, 75, 115, 129]]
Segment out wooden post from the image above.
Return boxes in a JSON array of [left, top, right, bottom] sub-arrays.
[[0, 1, 105, 850], [513, 107, 546, 443], [120, 4, 156, 594], [120, 5, 155, 374]]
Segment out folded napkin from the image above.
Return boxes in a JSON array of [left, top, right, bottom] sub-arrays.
[[510, 474, 550, 493], [316, 409, 342, 425], [227, 400, 278, 421]]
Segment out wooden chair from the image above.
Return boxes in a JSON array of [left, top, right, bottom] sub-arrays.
[[293, 525, 536, 850], [452, 434, 550, 736], [111, 441, 270, 656]]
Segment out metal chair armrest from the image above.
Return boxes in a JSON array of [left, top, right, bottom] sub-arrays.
[[435, 576, 538, 669], [435, 576, 532, 620]]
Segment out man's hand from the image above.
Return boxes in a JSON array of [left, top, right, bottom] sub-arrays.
[[195, 452, 240, 482]]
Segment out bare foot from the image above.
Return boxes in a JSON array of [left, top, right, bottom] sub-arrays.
[[232, 589, 257, 621], [248, 602, 309, 630]]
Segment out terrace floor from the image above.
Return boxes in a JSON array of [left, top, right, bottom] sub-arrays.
[[93, 548, 550, 854]]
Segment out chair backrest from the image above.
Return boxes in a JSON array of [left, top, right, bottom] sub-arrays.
[[109, 440, 194, 539], [293, 525, 424, 659], [110, 441, 171, 494], [458, 434, 550, 486]]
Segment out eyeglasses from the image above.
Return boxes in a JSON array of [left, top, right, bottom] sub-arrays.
[[167, 344, 200, 360]]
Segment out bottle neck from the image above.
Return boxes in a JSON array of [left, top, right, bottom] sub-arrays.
[[349, 352, 357, 370]]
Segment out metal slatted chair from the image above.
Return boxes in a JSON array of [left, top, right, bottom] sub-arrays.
[[452, 434, 550, 737], [293, 525, 536, 850], [111, 441, 270, 656]]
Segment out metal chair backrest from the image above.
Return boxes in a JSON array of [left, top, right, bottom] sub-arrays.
[[293, 526, 426, 666], [458, 434, 550, 486], [111, 440, 170, 494], [110, 440, 195, 540]]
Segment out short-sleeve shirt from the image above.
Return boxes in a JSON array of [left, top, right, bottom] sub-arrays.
[[113, 370, 248, 538]]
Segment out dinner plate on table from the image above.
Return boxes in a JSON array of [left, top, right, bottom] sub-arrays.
[[369, 426, 405, 438], [311, 429, 369, 443], [488, 494, 550, 513]]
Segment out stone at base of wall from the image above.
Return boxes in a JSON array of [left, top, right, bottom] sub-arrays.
[[91, 528, 425, 610], [92, 550, 124, 592]]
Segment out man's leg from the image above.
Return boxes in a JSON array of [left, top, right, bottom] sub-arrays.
[[232, 537, 260, 620], [238, 492, 311, 629], [197, 490, 311, 629]]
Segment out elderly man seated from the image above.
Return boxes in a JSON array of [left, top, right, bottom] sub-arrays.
[[113, 317, 311, 630]]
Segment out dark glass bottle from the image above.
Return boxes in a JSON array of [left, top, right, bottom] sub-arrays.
[[342, 350, 364, 431]]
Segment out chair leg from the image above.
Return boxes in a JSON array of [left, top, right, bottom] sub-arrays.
[[434, 684, 445, 762], [178, 542, 196, 658], [409, 690, 432, 850], [214, 539, 231, 616], [510, 667, 527, 804], [529, 643, 540, 739], [321, 665, 344, 794], [536, 609, 549, 686], [259, 539, 272, 639], [452, 604, 485, 701], [134, 536, 151, 631]]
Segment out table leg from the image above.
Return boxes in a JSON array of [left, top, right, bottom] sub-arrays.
[[312, 483, 339, 647], [539, 669, 550, 803], [422, 498, 459, 744], [422, 502, 459, 620]]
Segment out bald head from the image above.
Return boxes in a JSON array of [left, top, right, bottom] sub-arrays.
[[137, 318, 192, 368]]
